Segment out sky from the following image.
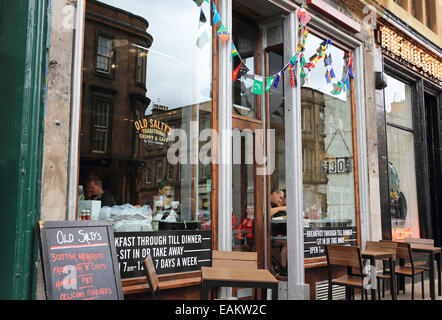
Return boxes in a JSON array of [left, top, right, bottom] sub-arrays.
[[100, 0, 213, 111]]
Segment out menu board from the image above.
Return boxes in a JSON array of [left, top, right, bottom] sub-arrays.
[[114, 230, 212, 279], [304, 227, 358, 258], [38, 220, 124, 300]]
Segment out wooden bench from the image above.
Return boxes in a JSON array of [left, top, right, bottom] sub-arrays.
[[123, 251, 258, 297]]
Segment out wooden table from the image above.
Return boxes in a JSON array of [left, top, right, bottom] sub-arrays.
[[410, 244, 441, 300], [201, 267, 279, 300], [362, 250, 396, 300]]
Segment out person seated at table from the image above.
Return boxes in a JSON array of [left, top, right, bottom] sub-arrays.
[[270, 188, 287, 276], [153, 181, 172, 216]]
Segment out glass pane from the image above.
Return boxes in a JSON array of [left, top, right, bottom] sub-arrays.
[[385, 75, 413, 129], [301, 33, 357, 259], [232, 18, 258, 119], [232, 129, 256, 252], [387, 125, 419, 240], [79, 0, 212, 234]]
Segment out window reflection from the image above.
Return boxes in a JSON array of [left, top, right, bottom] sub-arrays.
[[384, 76, 419, 240], [301, 33, 357, 259], [232, 18, 258, 119], [79, 0, 212, 232]]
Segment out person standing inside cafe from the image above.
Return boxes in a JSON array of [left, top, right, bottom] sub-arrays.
[[87, 178, 117, 207], [270, 188, 288, 276]]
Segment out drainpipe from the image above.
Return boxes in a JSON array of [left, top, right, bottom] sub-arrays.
[[67, 0, 85, 221]]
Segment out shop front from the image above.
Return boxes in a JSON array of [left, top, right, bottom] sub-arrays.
[[48, 0, 373, 301], [374, 18, 442, 245]]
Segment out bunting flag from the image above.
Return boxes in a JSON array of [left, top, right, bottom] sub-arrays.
[[196, 30, 210, 49], [216, 24, 230, 44], [213, 5, 222, 25], [273, 72, 282, 88], [232, 62, 249, 82], [252, 75, 264, 95], [298, 7, 312, 26], [331, 81, 343, 95], [266, 76, 275, 92], [202, 2, 355, 96], [231, 43, 239, 58], [199, 8, 207, 24], [193, 0, 204, 7]]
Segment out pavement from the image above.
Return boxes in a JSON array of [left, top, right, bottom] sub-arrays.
[[355, 275, 442, 301]]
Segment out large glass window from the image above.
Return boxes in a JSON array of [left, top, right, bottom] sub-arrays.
[[385, 75, 419, 240], [79, 0, 213, 233], [301, 33, 358, 259]]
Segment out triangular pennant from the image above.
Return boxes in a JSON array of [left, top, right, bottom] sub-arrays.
[[232, 63, 241, 82], [290, 68, 296, 87], [252, 75, 264, 95], [330, 68, 336, 79], [237, 63, 249, 79], [331, 82, 343, 95], [348, 66, 354, 79], [217, 24, 228, 34], [196, 30, 210, 49], [273, 72, 282, 88], [231, 43, 239, 57], [343, 78, 350, 91], [325, 71, 332, 84], [213, 11, 221, 25], [193, 0, 204, 7], [217, 24, 230, 43], [199, 8, 207, 24]]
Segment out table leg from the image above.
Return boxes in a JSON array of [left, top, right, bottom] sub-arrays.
[[389, 258, 396, 300], [437, 252, 441, 296], [271, 284, 278, 300], [429, 252, 435, 300], [370, 258, 376, 301]]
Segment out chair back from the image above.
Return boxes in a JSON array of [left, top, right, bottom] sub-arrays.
[[325, 244, 362, 269], [365, 241, 383, 250], [404, 238, 434, 246], [377, 241, 398, 261], [212, 250, 258, 269], [144, 254, 160, 299], [396, 242, 412, 261]]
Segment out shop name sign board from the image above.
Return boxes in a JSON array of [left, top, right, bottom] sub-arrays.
[[379, 25, 442, 82], [134, 118, 172, 144], [304, 226, 358, 258], [114, 230, 212, 278], [38, 220, 124, 300]]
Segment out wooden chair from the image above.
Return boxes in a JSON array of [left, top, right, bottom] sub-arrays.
[[404, 238, 441, 297], [395, 242, 425, 300], [325, 244, 367, 300], [144, 254, 161, 300], [365, 241, 398, 299], [211, 251, 258, 299], [404, 238, 433, 268]]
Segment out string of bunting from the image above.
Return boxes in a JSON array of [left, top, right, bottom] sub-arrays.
[[193, 2, 354, 96]]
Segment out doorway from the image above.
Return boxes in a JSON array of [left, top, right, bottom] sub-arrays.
[[231, 117, 265, 269]]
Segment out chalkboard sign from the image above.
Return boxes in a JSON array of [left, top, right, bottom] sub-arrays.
[[114, 230, 212, 279], [38, 220, 124, 300]]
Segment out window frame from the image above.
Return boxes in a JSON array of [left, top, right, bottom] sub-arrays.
[[94, 31, 116, 78]]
